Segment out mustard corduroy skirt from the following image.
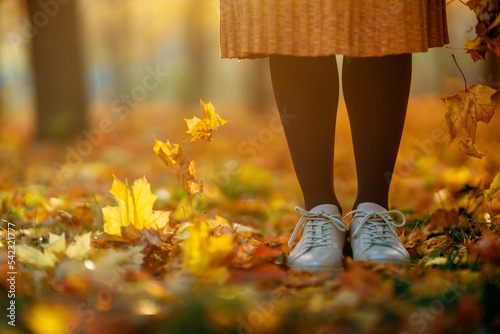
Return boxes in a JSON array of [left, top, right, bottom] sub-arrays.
[[219, 0, 449, 59]]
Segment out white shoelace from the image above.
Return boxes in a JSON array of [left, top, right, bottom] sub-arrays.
[[288, 206, 347, 248], [343, 209, 406, 247]]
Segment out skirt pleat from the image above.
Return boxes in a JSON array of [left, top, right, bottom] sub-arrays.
[[219, 0, 449, 59]]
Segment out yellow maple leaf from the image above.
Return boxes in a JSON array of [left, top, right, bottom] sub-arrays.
[[65, 232, 91, 260], [102, 176, 170, 236], [183, 216, 234, 284], [442, 82, 497, 158], [153, 137, 203, 196], [43, 233, 66, 257], [184, 99, 228, 143], [485, 171, 500, 201], [16, 244, 56, 269]]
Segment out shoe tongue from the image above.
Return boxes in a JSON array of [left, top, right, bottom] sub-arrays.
[[309, 204, 341, 216], [350, 203, 390, 232], [356, 202, 388, 213]]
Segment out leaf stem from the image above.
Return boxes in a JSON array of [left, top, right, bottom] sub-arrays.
[[452, 54, 468, 90], [188, 194, 195, 219]]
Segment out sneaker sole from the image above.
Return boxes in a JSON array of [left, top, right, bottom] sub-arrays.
[[355, 258, 411, 266], [288, 265, 344, 276]]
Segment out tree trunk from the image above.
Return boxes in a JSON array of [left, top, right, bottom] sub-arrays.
[[26, 0, 87, 142], [485, 54, 500, 87], [183, 0, 208, 104]]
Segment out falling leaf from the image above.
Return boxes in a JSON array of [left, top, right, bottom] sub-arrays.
[[153, 137, 203, 195], [485, 171, 500, 201], [183, 216, 234, 284], [458, 138, 485, 159], [442, 83, 497, 156], [102, 176, 170, 236], [184, 99, 228, 142]]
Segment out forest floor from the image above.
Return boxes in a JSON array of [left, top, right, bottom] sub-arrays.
[[1, 97, 500, 334]]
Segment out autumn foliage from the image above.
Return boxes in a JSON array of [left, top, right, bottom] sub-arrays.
[[1, 3, 500, 332], [1, 94, 500, 333]]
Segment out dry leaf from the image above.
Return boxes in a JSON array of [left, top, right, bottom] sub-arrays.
[[153, 137, 203, 195], [184, 99, 228, 143], [465, 0, 500, 61], [102, 176, 170, 236], [16, 244, 56, 269], [458, 138, 485, 159], [485, 171, 500, 201], [65, 232, 91, 260], [43, 233, 66, 257], [183, 216, 234, 284], [464, 37, 488, 62], [72, 205, 94, 225], [442, 83, 497, 157]]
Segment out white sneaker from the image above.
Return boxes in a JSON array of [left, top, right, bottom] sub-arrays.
[[344, 202, 410, 265], [287, 204, 347, 275]]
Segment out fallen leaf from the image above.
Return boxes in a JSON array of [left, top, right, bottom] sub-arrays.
[[470, 230, 500, 264], [102, 176, 170, 236], [417, 235, 454, 258], [153, 137, 203, 196], [16, 244, 56, 269], [72, 205, 94, 225], [65, 232, 91, 260], [43, 233, 66, 257], [183, 216, 234, 284], [184, 99, 228, 142], [485, 170, 500, 201]]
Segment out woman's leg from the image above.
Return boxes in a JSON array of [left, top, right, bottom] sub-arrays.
[[269, 55, 340, 211], [342, 54, 412, 210]]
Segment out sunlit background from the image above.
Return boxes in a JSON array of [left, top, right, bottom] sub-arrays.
[[1, 2, 500, 333], [0, 0, 499, 211], [0, 0, 496, 125]]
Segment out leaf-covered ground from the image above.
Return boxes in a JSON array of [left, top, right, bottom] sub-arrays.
[[1, 97, 500, 334]]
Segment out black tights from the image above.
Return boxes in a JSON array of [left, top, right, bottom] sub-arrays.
[[269, 54, 412, 212]]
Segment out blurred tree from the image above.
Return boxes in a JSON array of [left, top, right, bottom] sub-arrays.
[[26, 0, 87, 142], [247, 59, 272, 113], [183, 0, 208, 104], [485, 54, 500, 90], [103, 0, 132, 97]]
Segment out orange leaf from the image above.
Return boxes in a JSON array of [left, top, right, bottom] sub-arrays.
[[72, 205, 94, 225]]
